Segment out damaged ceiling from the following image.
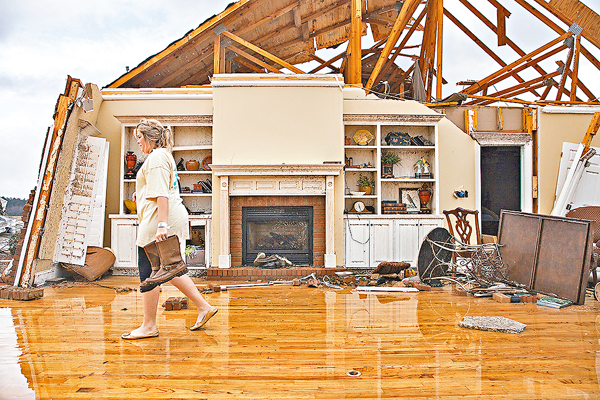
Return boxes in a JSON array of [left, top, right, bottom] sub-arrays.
[[106, 0, 600, 106]]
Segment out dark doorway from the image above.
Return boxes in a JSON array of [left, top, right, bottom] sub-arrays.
[[481, 146, 521, 236]]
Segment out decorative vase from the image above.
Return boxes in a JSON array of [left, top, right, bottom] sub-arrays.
[[359, 186, 373, 195], [125, 151, 137, 179], [186, 160, 200, 171], [419, 184, 432, 213]]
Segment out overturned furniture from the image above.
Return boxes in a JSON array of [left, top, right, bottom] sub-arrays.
[[417, 227, 507, 286], [498, 210, 593, 305]]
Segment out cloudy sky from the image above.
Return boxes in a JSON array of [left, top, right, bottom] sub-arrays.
[[1, 0, 599, 199]]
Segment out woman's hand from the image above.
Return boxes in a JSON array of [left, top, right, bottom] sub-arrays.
[[156, 226, 168, 242], [132, 192, 137, 202]]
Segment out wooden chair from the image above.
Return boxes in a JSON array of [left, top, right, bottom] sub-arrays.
[[443, 207, 482, 276], [443, 207, 482, 246], [566, 206, 600, 285]]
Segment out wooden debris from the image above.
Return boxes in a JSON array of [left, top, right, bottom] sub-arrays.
[[372, 262, 411, 275], [493, 293, 511, 303], [0, 285, 44, 301]]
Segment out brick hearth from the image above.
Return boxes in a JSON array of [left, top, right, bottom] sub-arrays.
[[207, 266, 346, 281], [230, 196, 325, 266]]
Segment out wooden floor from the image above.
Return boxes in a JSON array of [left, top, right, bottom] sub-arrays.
[[2, 276, 600, 399]]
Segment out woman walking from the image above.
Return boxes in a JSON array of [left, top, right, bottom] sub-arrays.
[[121, 119, 217, 340]]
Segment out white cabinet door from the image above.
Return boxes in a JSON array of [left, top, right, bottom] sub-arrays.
[[370, 220, 395, 265], [396, 219, 420, 264], [111, 218, 138, 268], [345, 220, 370, 267], [418, 220, 443, 244]]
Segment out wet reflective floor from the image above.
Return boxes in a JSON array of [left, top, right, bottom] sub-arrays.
[[1, 276, 600, 399]]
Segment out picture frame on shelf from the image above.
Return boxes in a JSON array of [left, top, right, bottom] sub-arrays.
[[399, 188, 420, 212]]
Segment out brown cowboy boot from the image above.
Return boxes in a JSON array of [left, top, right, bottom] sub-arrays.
[[140, 235, 188, 290], [139, 241, 161, 293]]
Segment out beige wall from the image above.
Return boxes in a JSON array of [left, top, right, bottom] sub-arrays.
[[212, 86, 343, 164], [437, 118, 478, 215], [537, 109, 599, 214], [211, 84, 345, 266], [95, 98, 214, 246]]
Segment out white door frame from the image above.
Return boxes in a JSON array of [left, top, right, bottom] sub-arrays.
[[473, 133, 534, 220]]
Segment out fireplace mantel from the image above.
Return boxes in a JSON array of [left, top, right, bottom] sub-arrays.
[[213, 164, 342, 269], [211, 164, 343, 176]]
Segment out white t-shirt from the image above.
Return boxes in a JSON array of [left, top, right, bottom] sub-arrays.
[[135, 148, 189, 249]]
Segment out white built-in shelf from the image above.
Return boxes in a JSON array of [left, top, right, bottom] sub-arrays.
[[381, 178, 435, 183], [180, 193, 212, 197], [124, 179, 135, 183], [173, 145, 212, 151], [345, 195, 378, 199], [177, 170, 212, 175], [344, 168, 377, 172], [381, 145, 435, 150], [345, 145, 377, 149]]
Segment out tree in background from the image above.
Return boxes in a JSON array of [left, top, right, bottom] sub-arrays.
[[1, 197, 26, 217]]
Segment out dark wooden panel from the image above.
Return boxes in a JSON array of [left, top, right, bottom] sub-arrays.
[[498, 210, 592, 304], [498, 211, 540, 287], [535, 218, 589, 303]]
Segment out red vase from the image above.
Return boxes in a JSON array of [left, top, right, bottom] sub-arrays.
[[125, 151, 137, 178], [419, 184, 431, 212]]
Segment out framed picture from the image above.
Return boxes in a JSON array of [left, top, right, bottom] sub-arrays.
[[399, 188, 420, 211]]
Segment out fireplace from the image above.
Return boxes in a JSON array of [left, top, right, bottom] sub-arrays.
[[211, 164, 343, 269], [242, 206, 313, 265]]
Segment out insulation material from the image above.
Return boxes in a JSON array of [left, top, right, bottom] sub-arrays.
[[459, 316, 527, 334], [54, 135, 108, 265]]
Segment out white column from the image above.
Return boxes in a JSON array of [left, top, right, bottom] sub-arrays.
[[218, 176, 231, 268], [324, 175, 336, 268]]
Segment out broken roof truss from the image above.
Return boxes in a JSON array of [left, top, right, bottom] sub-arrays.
[[107, 0, 600, 106]]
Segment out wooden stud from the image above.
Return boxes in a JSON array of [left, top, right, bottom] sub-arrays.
[[379, 7, 427, 80], [308, 51, 346, 73], [582, 112, 600, 154], [307, 54, 339, 73], [556, 60, 593, 101], [436, 0, 444, 100], [570, 35, 581, 102], [467, 42, 568, 96], [233, 56, 266, 73], [221, 30, 304, 74], [555, 44, 574, 101], [214, 35, 221, 75], [467, 71, 560, 105], [489, 0, 511, 46], [228, 45, 282, 74], [461, 31, 572, 95], [366, 0, 421, 90], [347, 0, 363, 85]]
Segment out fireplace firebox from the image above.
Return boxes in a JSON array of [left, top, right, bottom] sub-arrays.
[[242, 206, 313, 266]]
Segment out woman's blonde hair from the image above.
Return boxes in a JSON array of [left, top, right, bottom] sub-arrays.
[[135, 119, 173, 153]]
